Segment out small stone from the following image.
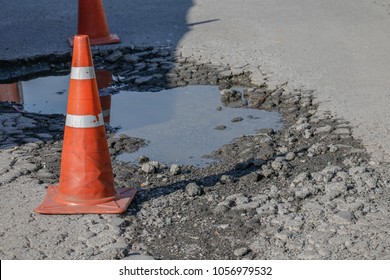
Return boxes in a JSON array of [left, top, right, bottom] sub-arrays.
[[294, 186, 313, 199], [21, 142, 40, 150], [220, 175, 234, 184], [300, 100, 311, 108], [257, 145, 275, 160], [316, 125, 334, 134], [159, 49, 171, 57], [36, 170, 57, 179], [213, 205, 229, 214], [271, 160, 283, 171], [138, 156, 149, 164], [333, 128, 350, 135], [141, 163, 156, 174], [35, 133, 53, 139], [332, 211, 355, 224], [324, 182, 346, 196], [308, 143, 328, 156], [296, 117, 308, 125], [110, 217, 126, 228], [152, 74, 164, 80], [215, 125, 227, 130], [303, 129, 313, 138], [328, 144, 338, 153], [123, 54, 140, 63], [170, 164, 181, 175], [318, 248, 330, 256], [149, 161, 161, 169], [235, 195, 250, 205], [275, 232, 289, 242], [260, 166, 275, 178], [231, 117, 244, 122], [141, 180, 151, 187], [252, 194, 269, 203], [232, 201, 260, 211], [135, 62, 146, 70], [249, 239, 268, 253], [106, 50, 123, 62], [244, 172, 262, 183], [216, 106, 223, 111], [269, 184, 279, 195], [285, 152, 296, 161], [220, 89, 242, 103], [122, 254, 156, 260], [17, 118, 37, 129], [217, 224, 230, 229], [295, 123, 311, 131], [185, 182, 203, 197], [135, 76, 153, 84], [219, 70, 233, 78], [285, 219, 304, 232], [293, 172, 311, 184], [233, 247, 250, 257], [253, 159, 266, 167], [348, 166, 368, 175]]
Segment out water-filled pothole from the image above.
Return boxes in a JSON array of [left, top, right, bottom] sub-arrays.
[[0, 74, 282, 166]]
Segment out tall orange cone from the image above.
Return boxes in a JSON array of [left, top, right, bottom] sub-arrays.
[[35, 35, 136, 214], [68, 0, 120, 46]]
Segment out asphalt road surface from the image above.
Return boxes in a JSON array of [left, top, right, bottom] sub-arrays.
[[2, 0, 390, 163]]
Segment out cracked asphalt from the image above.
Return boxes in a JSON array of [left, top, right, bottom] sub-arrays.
[[2, 0, 390, 261]]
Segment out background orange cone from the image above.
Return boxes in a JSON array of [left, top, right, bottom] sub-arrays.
[[35, 35, 136, 214], [68, 0, 120, 46]]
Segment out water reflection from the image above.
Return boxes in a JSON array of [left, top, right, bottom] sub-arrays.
[[0, 70, 113, 118], [2, 74, 282, 166], [96, 69, 112, 124], [114, 86, 282, 166], [0, 82, 24, 109]]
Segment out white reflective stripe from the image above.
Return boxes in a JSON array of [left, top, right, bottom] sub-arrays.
[[70, 66, 96, 80], [65, 113, 104, 128]]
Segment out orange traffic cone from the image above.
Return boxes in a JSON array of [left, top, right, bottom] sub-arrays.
[[68, 0, 120, 46], [96, 69, 112, 124], [35, 35, 136, 214]]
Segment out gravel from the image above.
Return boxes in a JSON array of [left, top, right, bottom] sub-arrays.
[[1, 46, 390, 260]]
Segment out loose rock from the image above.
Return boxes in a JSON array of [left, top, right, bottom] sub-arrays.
[[185, 183, 203, 197]]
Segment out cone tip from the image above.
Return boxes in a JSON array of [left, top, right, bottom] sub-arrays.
[[73, 35, 90, 46], [71, 35, 94, 67]]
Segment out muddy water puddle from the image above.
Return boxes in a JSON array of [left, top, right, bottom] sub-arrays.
[[0, 74, 282, 166]]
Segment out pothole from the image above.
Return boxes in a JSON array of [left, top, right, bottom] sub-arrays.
[[1, 73, 282, 166], [1, 46, 378, 260]]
